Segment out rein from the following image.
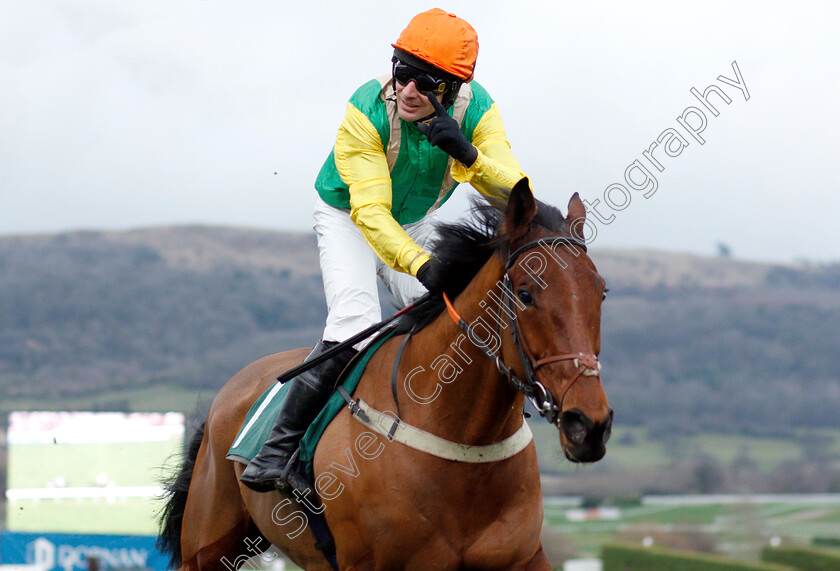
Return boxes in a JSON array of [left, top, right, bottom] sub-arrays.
[[275, 292, 435, 385], [443, 236, 602, 425]]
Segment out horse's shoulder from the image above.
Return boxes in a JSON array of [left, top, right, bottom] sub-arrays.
[[353, 334, 405, 392]]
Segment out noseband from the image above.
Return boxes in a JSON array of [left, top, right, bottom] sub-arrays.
[[443, 236, 602, 425]]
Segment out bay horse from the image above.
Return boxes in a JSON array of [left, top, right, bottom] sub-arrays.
[[158, 179, 612, 570]]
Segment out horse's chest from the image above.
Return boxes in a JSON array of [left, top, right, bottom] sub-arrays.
[[363, 491, 541, 568], [317, 415, 544, 567]]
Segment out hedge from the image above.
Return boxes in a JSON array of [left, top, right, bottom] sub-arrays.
[[602, 543, 796, 571], [761, 545, 840, 571], [811, 537, 840, 549]]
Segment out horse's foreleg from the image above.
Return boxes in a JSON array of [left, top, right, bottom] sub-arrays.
[[182, 521, 252, 571], [519, 544, 552, 571]]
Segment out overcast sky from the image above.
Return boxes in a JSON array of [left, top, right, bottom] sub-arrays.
[[2, 1, 837, 264]]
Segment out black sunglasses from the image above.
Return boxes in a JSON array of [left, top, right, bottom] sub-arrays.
[[392, 60, 452, 94]]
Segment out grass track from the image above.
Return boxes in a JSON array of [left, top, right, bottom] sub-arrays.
[[543, 499, 840, 560], [533, 424, 840, 474], [6, 434, 182, 534]]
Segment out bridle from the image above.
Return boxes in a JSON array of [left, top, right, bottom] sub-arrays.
[[443, 236, 602, 425]]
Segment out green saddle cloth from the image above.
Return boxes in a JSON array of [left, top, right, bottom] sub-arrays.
[[226, 330, 396, 477]]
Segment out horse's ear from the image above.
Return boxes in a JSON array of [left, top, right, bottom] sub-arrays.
[[504, 178, 537, 240], [566, 192, 587, 241]]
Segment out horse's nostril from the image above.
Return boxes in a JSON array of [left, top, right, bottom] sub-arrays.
[[602, 409, 614, 444], [560, 409, 593, 445]]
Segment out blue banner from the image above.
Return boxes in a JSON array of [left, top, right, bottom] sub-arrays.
[[0, 532, 170, 571]]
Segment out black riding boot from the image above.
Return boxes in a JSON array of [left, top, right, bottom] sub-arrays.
[[240, 340, 357, 493]]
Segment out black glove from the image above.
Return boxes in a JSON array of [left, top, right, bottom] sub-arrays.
[[416, 261, 435, 292], [416, 93, 478, 167]]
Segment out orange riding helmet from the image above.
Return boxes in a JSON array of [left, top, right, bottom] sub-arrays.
[[392, 9, 479, 82]]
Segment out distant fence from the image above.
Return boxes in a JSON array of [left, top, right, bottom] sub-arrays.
[[5, 486, 164, 501], [545, 493, 840, 507], [640, 494, 840, 506]]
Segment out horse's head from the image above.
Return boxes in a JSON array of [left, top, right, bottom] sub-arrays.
[[500, 178, 612, 463]]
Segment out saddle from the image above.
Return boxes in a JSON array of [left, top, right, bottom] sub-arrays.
[[226, 329, 397, 477]]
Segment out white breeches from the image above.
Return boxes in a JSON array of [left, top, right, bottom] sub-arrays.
[[312, 196, 437, 348]]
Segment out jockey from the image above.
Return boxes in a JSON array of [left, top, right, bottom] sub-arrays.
[[241, 8, 528, 492]]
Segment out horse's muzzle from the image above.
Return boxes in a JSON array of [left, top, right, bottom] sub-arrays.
[[560, 408, 613, 463]]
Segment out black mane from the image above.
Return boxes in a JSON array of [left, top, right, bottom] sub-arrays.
[[395, 197, 567, 333]]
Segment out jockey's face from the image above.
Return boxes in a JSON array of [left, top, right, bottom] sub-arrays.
[[395, 79, 444, 122]]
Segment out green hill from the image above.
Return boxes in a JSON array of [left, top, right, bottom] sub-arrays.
[[1, 226, 838, 438]]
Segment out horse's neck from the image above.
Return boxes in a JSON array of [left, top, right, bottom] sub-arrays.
[[400, 256, 525, 445]]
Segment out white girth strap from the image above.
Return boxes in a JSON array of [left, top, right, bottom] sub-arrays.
[[347, 397, 533, 463]]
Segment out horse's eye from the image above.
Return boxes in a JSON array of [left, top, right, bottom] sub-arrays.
[[602, 287, 610, 302], [517, 289, 534, 306]]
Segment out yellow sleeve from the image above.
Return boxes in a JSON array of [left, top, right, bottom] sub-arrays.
[[450, 102, 529, 201], [334, 103, 431, 275]]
